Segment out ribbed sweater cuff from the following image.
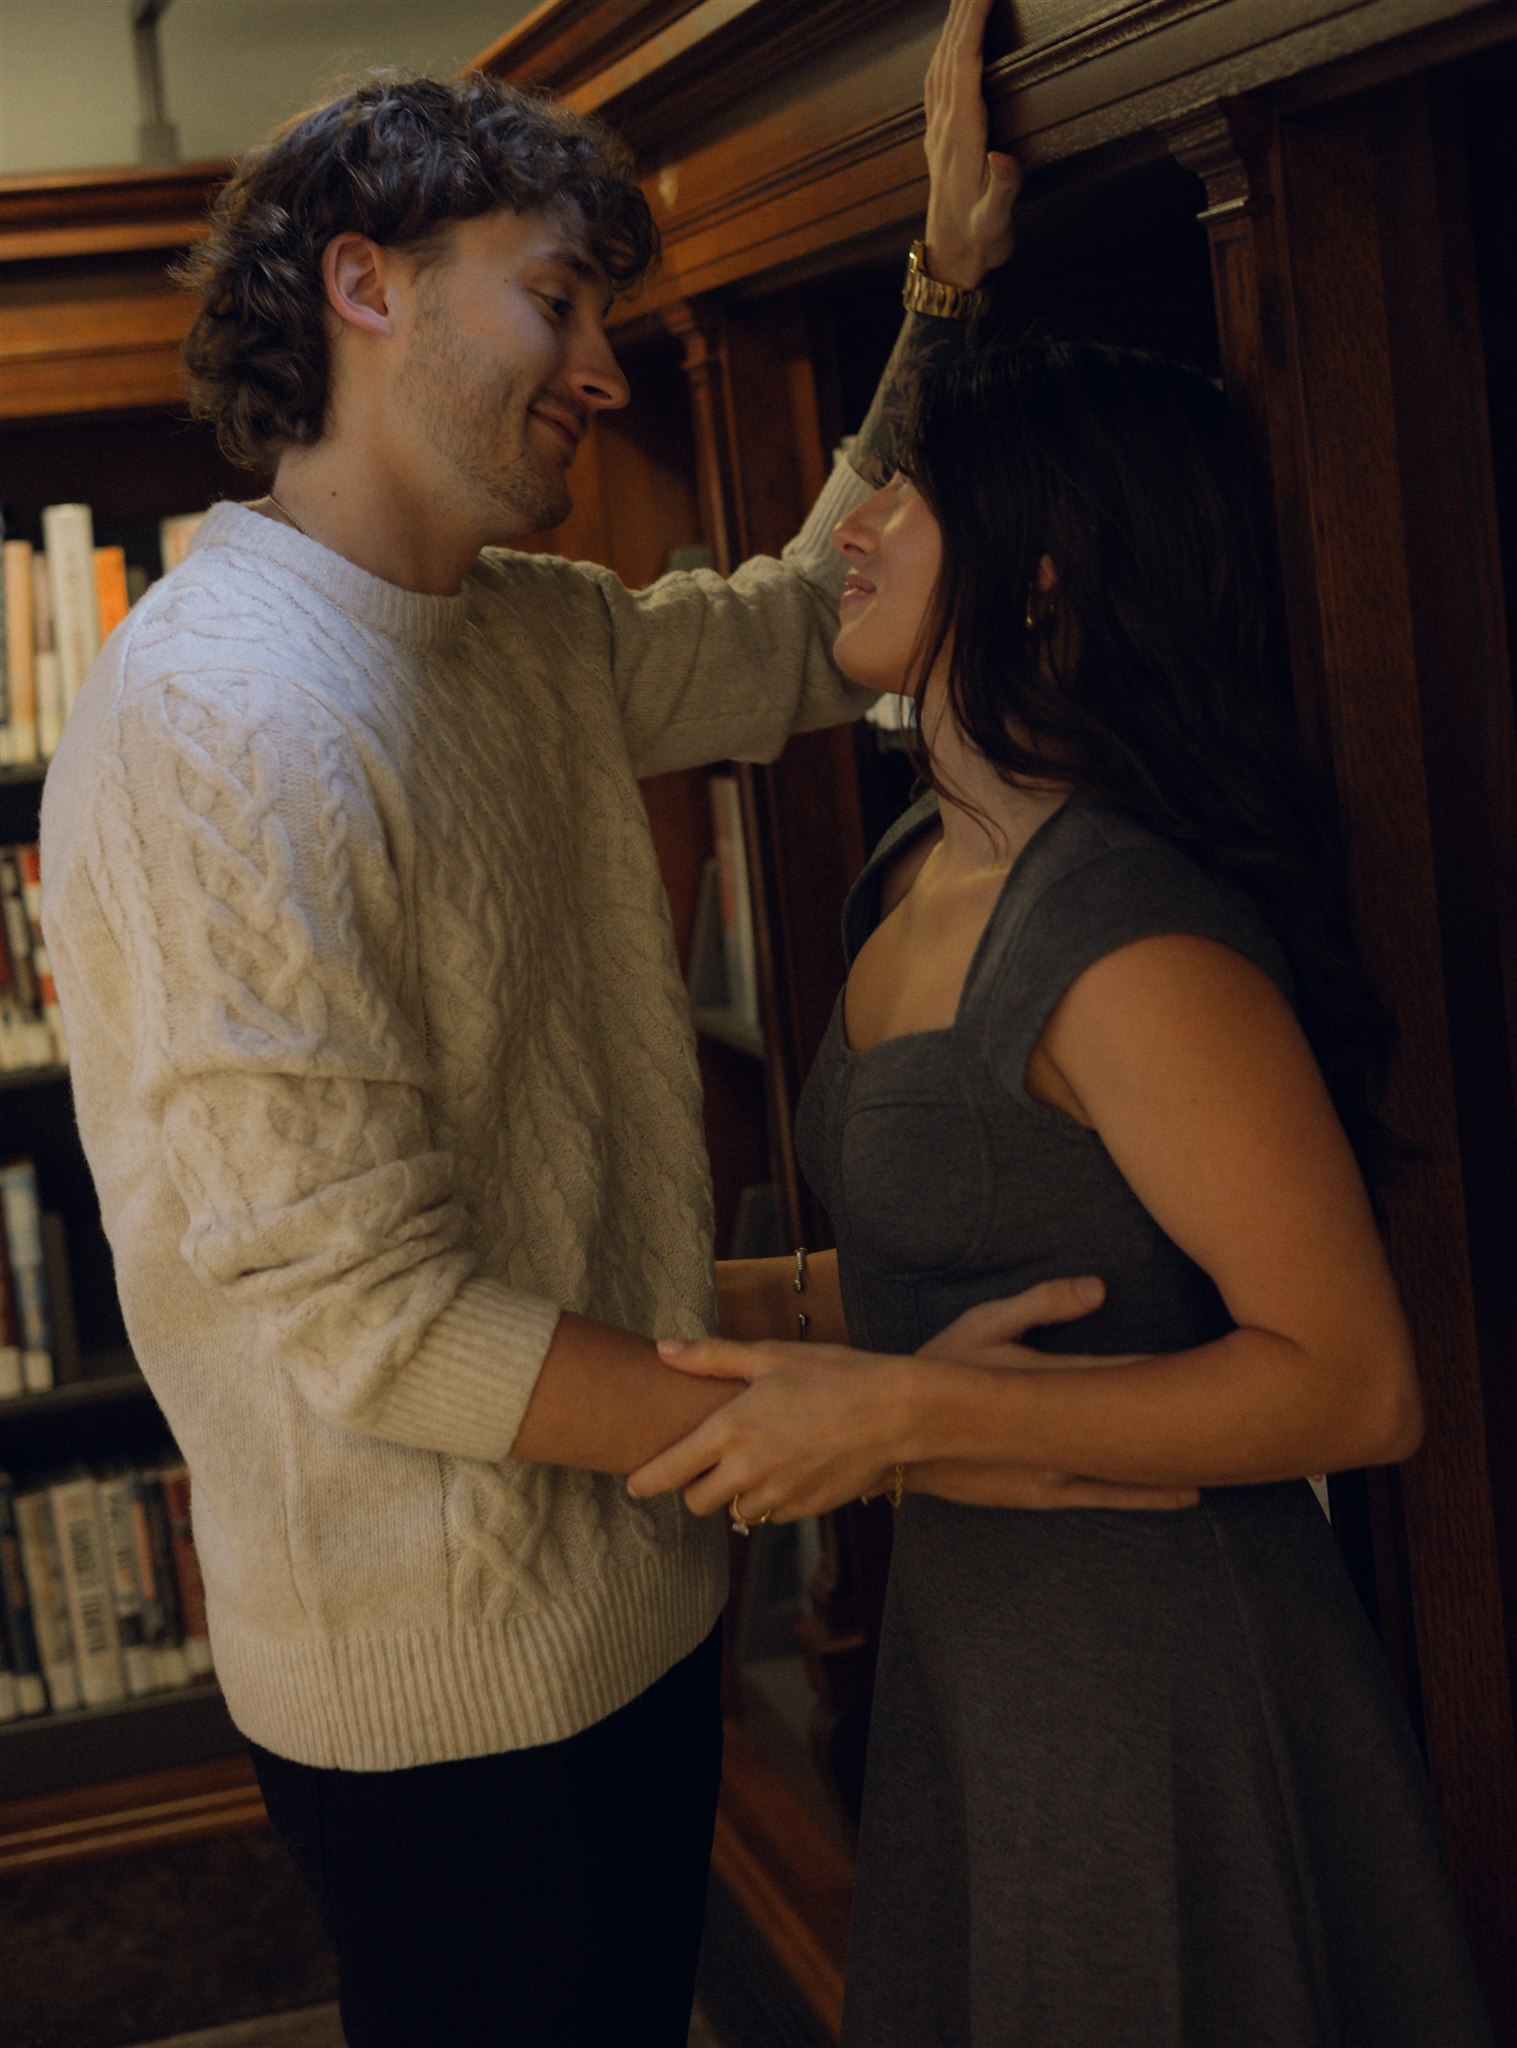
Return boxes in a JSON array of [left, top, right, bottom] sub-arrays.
[[368, 1279, 561, 1462]]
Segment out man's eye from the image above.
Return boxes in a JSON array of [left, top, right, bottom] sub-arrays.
[[538, 294, 572, 320]]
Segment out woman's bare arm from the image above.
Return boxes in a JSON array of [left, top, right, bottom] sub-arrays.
[[627, 937, 1420, 1520]]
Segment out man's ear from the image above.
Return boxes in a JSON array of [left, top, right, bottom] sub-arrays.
[[321, 233, 400, 337]]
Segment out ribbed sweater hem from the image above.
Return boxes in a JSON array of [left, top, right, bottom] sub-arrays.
[[210, 1525, 728, 1770]]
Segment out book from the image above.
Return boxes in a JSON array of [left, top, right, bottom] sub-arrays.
[[93, 545, 130, 642], [157, 1462, 213, 1679], [48, 1472, 126, 1706], [158, 511, 205, 574], [0, 847, 54, 1066], [0, 511, 9, 769], [41, 503, 102, 723], [18, 843, 68, 1063], [0, 1473, 48, 1715], [0, 1216, 24, 1399], [95, 1472, 158, 1697], [0, 1160, 54, 1392], [708, 773, 760, 1035], [39, 1213, 81, 1385], [125, 1470, 191, 1690], [31, 549, 65, 759], [13, 1484, 81, 1711], [2, 539, 38, 766], [0, 1618, 17, 1722]]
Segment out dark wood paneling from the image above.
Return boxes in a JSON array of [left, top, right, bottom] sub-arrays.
[[1178, 78, 1517, 2024]]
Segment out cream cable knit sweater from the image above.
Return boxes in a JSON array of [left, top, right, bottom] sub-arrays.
[[40, 462, 869, 1769]]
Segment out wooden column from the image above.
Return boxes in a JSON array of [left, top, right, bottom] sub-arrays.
[[1168, 80, 1517, 2027]]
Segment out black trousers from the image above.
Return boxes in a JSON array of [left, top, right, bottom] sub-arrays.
[[251, 1627, 724, 2048]]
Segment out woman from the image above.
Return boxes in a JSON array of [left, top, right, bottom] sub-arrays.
[[627, 332, 1495, 2041]]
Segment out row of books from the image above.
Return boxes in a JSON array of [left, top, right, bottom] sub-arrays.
[[0, 840, 66, 1070], [0, 1160, 77, 1400], [0, 505, 205, 767], [0, 1459, 212, 1721]]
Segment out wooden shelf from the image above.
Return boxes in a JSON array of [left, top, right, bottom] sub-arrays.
[[0, 1683, 241, 1805], [0, 1063, 68, 1094]]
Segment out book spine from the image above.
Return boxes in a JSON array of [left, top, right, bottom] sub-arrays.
[[136, 1471, 191, 1688], [14, 1486, 80, 1711], [0, 1159, 53, 1391], [92, 546, 130, 642], [158, 512, 205, 575], [0, 1618, 18, 1722], [38, 1212, 81, 1385], [708, 773, 760, 1033], [95, 1473, 157, 1696], [18, 844, 68, 1064], [0, 847, 51, 1066], [158, 1463, 213, 1678], [0, 1207, 24, 1399], [41, 503, 101, 721], [0, 1472, 48, 1715], [2, 540, 38, 766], [48, 1473, 126, 1705], [0, 511, 10, 770]]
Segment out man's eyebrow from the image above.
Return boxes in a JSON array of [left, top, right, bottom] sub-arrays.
[[535, 244, 616, 315]]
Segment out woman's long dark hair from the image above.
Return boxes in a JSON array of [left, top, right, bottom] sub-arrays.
[[904, 337, 1394, 1179]]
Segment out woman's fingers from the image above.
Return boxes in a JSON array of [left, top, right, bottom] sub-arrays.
[[655, 1334, 783, 1379], [920, 1276, 1106, 1361], [626, 1417, 728, 1500]]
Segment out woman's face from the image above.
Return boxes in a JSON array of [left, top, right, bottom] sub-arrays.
[[830, 472, 946, 696]]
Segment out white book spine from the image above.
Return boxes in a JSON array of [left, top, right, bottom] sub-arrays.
[[42, 504, 102, 721], [14, 1489, 80, 1712], [34, 651, 64, 761], [48, 1476, 125, 1706], [95, 1475, 157, 1696]]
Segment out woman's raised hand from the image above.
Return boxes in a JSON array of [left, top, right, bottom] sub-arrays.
[[923, 0, 1022, 287]]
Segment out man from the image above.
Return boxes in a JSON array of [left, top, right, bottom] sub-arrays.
[[41, 23, 1016, 2047]]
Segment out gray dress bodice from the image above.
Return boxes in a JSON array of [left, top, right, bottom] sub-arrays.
[[796, 793, 1293, 1363]]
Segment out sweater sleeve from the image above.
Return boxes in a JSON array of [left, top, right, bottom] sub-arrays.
[[76, 670, 560, 1462], [590, 454, 876, 779]]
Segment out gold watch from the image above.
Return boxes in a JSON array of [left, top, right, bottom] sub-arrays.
[[902, 238, 989, 320]]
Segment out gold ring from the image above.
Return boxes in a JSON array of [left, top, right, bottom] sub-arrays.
[[729, 1494, 751, 1537], [755, 1508, 773, 1526]]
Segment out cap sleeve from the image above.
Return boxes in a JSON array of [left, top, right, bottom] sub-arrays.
[[974, 819, 1295, 1103]]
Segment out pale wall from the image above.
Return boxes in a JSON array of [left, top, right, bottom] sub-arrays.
[[0, 0, 536, 176]]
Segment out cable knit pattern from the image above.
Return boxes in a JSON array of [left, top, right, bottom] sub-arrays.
[[39, 461, 871, 1769]]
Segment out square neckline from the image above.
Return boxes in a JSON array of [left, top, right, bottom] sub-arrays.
[[838, 794, 1074, 1062]]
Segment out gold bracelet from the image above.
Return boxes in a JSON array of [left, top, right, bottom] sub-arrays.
[[902, 238, 988, 321], [861, 1464, 905, 1510], [794, 1245, 809, 1341]]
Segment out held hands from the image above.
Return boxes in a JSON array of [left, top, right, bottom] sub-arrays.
[[924, 0, 1022, 288], [627, 1276, 1200, 1524]]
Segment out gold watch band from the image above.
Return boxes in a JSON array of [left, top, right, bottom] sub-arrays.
[[902, 238, 988, 320]]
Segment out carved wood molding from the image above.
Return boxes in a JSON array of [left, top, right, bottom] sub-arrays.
[[0, 162, 226, 265], [1158, 100, 1274, 221]]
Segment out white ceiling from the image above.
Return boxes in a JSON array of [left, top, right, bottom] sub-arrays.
[[0, 0, 539, 177]]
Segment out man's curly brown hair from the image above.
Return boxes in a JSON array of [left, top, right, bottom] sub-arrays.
[[177, 72, 658, 474]]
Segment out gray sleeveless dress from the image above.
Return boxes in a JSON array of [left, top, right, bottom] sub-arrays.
[[795, 796, 1493, 2048]]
